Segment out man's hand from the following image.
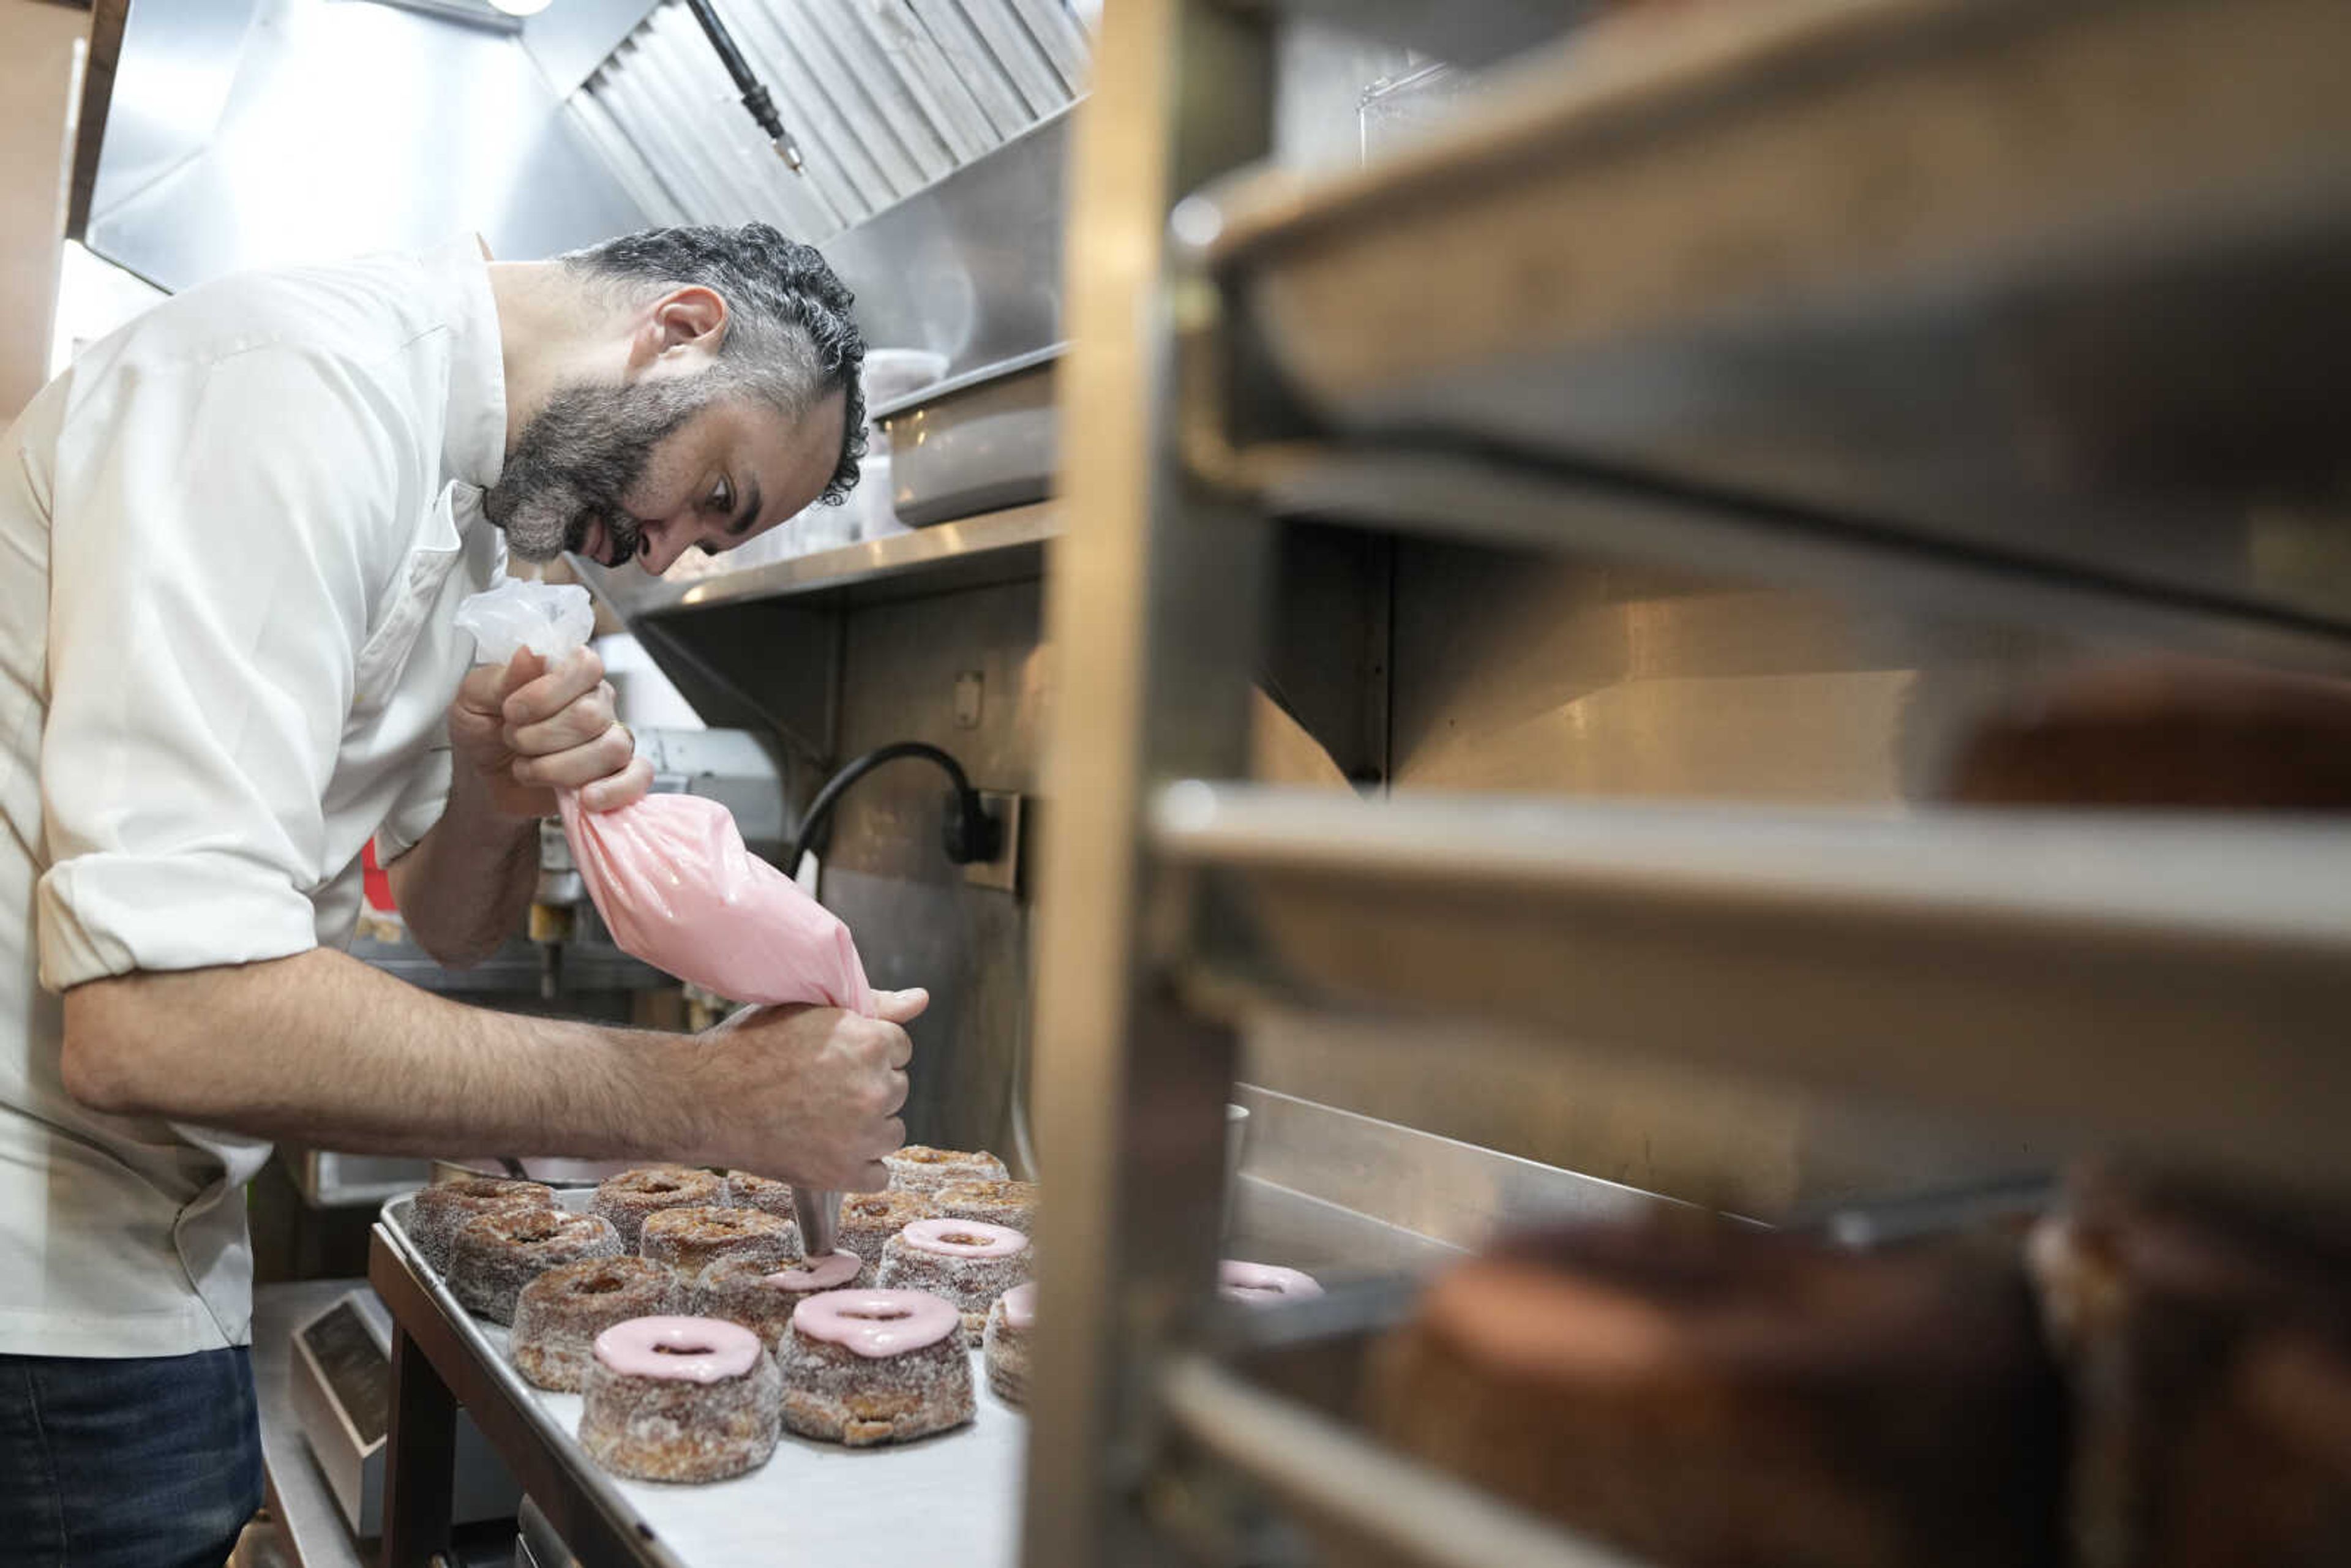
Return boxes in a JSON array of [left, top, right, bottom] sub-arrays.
[[689, 988, 929, 1191], [448, 646, 653, 819]]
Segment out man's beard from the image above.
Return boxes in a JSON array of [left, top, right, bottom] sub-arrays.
[[484, 373, 717, 565]]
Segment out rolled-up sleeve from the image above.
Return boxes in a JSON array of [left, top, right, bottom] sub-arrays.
[[36, 348, 396, 991]]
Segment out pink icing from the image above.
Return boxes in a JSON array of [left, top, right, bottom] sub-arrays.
[[900, 1217, 1029, 1260], [764, 1252, 862, 1292], [1219, 1260, 1324, 1305], [792, 1289, 960, 1359], [592, 1315, 762, 1383], [1000, 1281, 1038, 1331]]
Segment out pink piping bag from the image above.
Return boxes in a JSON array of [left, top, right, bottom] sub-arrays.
[[454, 579, 869, 1255], [452, 579, 877, 1017]]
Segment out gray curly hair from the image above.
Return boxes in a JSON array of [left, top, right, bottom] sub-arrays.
[[561, 222, 867, 505]]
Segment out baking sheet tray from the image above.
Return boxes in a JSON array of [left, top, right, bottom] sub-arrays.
[[380, 1191, 1024, 1568]]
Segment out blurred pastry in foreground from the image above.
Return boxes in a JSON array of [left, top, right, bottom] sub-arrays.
[[1369, 1217, 2064, 1568], [2029, 1165, 2351, 1568]]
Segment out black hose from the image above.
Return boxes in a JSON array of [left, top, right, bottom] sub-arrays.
[[790, 743, 1001, 876], [681, 0, 804, 171]]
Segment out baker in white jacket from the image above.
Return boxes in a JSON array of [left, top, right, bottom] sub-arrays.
[[0, 224, 924, 1566]]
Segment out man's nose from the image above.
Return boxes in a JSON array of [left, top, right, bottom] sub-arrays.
[[637, 524, 689, 576]]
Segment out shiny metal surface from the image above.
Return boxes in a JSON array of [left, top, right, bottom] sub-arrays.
[[819, 108, 1076, 379], [1258, 448, 2351, 678], [1229, 1084, 1697, 1252], [789, 1183, 841, 1259], [573, 501, 1060, 621], [1240, 1005, 2057, 1221], [349, 929, 673, 996], [580, 0, 1084, 241], [290, 1150, 437, 1209], [1158, 781, 2351, 1196], [885, 360, 1057, 525], [1204, 0, 2351, 632], [1385, 538, 2062, 804], [85, 0, 650, 290], [822, 577, 1046, 1161], [1161, 1355, 1644, 1568], [517, 0, 661, 96], [637, 726, 789, 860]]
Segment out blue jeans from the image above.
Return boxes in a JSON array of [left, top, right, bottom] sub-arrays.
[[0, 1347, 261, 1568]]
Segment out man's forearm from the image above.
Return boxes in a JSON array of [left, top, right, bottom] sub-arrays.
[[59, 947, 702, 1160], [386, 766, 540, 967]]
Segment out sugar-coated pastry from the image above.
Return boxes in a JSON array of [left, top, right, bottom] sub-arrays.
[[774, 1289, 975, 1447], [593, 1166, 725, 1251], [932, 1178, 1038, 1235], [579, 1315, 781, 1483], [511, 1257, 681, 1392], [410, 1177, 556, 1274], [449, 1207, 623, 1325], [877, 1218, 1032, 1341], [884, 1146, 1009, 1196], [722, 1170, 795, 1221], [640, 1204, 797, 1281], [834, 1189, 941, 1282]]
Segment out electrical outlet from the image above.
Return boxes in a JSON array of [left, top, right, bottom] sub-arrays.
[[963, 790, 1022, 893]]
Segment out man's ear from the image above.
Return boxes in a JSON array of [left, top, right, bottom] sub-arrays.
[[633, 285, 728, 367]]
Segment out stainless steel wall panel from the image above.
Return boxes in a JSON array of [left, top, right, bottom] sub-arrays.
[[953, 0, 1068, 118], [637, 0, 857, 231], [574, 0, 1084, 241], [816, 108, 1072, 372], [566, 93, 691, 227], [596, 48, 744, 226], [1384, 538, 2071, 806], [844, 0, 1000, 162], [630, 18, 771, 223], [904, 0, 1040, 137], [731, 0, 915, 208], [1003, 0, 1090, 92], [820, 578, 1048, 1163], [85, 0, 651, 288]]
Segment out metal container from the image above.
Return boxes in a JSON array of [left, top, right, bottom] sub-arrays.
[[877, 348, 1060, 527]]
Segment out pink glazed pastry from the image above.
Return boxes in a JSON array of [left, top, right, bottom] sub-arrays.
[[877, 1218, 1033, 1342], [774, 1289, 975, 1447], [1220, 1260, 1324, 1306], [577, 1315, 780, 1483], [691, 1252, 865, 1351]]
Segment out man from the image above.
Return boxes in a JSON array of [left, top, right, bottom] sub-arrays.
[[0, 224, 923, 1566]]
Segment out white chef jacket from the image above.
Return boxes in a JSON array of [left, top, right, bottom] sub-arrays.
[[0, 237, 507, 1356]]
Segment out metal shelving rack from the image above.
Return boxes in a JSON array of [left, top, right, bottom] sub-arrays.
[[1022, 0, 2351, 1564]]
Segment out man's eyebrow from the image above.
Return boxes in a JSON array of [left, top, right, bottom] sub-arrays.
[[727, 479, 762, 537]]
